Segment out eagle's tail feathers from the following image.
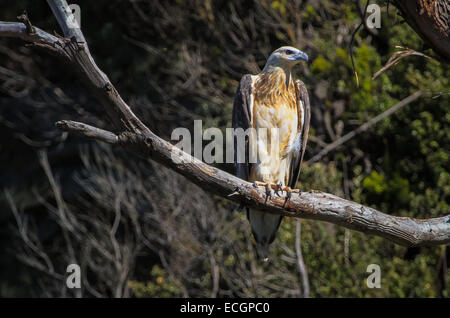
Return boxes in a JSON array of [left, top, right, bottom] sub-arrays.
[[247, 209, 283, 261], [256, 243, 270, 262]]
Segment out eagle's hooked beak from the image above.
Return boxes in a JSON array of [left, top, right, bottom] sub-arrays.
[[293, 50, 308, 62]]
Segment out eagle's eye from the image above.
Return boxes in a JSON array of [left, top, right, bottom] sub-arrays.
[[285, 49, 294, 55]]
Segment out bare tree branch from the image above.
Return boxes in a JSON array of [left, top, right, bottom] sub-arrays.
[[307, 90, 424, 164], [55, 120, 119, 144], [0, 2, 449, 248], [295, 220, 309, 298], [0, 21, 68, 58], [372, 46, 435, 80]]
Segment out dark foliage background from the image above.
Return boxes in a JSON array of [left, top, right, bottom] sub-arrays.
[[0, 0, 448, 297]]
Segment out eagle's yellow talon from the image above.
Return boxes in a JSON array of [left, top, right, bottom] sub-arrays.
[[253, 181, 281, 203], [282, 186, 301, 206]]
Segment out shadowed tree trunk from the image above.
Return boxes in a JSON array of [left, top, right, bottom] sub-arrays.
[[392, 0, 450, 62]]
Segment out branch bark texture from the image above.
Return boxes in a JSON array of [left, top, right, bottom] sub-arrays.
[[392, 0, 450, 63]]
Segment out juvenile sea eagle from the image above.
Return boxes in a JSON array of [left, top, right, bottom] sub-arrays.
[[232, 46, 310, 260]]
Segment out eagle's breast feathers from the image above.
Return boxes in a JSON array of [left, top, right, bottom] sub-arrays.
[[250, 68, 303, 186]]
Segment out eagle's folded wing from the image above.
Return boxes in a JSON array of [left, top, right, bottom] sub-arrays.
[[232, 74, 254, 181], [288, 79, 310, 188]]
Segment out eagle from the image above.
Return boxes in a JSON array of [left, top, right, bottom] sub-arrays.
[[232, 46, 310, 260]]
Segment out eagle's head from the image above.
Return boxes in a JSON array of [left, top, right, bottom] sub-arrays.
[[264, 46, 308, 70]]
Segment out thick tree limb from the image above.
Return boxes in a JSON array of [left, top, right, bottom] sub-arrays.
[[1, 1, 449, 248], [56, 119, 450, 248], [392, 0, 450, 63]]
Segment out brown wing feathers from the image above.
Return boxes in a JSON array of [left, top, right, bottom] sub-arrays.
[[288, 79, 310, 188], [232, 74, 253, 181]]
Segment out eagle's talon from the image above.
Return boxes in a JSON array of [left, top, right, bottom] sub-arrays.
[[264, 192, 271, 204], [276, 182, 283, 195], [252, 181, 277, 203], [283, 196, 290, 207], [264, 183, 272, 204], [283, 188, 293, 207]]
